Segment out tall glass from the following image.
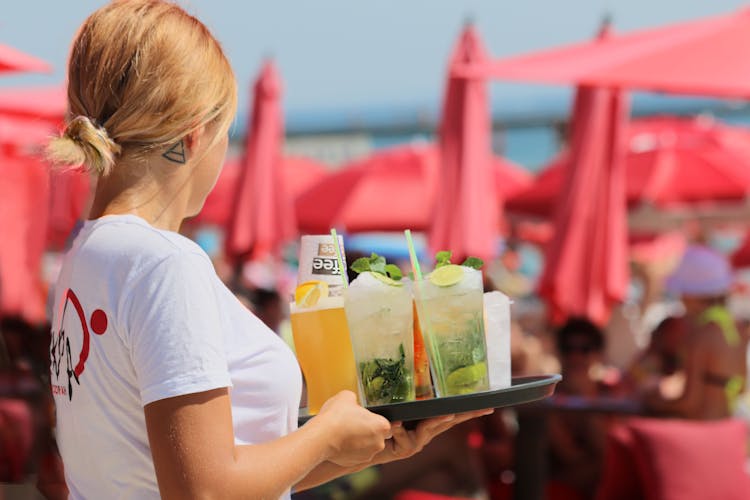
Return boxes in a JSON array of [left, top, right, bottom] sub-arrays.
[[414, 267, 489, 397], [344, 273, 415, 406], [291, 296, 359, 414]]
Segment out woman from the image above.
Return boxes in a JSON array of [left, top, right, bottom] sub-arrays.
[[645, 245, 747, 420], [46, 2, 490, 498]]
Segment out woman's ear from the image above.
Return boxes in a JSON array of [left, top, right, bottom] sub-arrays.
[[162, 125, 206, 165], [184, 124, 206, 154]]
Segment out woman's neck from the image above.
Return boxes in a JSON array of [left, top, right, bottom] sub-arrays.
[[88, 158, 192, 232]]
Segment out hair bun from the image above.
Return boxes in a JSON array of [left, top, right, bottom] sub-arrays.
[[46, 116, 121, 175]]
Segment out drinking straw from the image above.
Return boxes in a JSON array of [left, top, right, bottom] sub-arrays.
[[404, 229, 423, 280], [330, 229, 348, 288]]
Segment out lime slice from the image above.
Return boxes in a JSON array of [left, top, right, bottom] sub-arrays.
[[370, 272, 403, 287], [429, 264, 464, 287], [294, 281, 329, 307], [446, 362, 487, 391]]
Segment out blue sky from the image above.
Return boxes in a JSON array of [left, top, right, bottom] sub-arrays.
[[1, 1, 746, 117]]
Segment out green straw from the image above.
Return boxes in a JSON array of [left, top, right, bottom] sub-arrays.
[[404, 229, 423, 280], [330, 229, 348, 288]]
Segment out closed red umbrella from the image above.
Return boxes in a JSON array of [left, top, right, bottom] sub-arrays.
[[429, 25, 499, 261], [508, 116, 750, 217], [196, 155, 327, 227], [538, 84, 630, 326], [295, 143, 529, 234], [225, 60, 295, 261], [478, 8, 750, 99]]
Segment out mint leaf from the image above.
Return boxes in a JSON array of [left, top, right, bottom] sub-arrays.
[[351, 257, 371, 274], [353, 252, 403, 281], [385, 264, 403, 281], [369, 253, 386, 275], [436, 251, 452, 263], [462, 257, 484, 270], [435, 250, 452, 269]]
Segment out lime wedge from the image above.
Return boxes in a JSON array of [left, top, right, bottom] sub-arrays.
[[370, 272, 403, 287], [446, 362, 487, 391], [429, 264, 464, 287]]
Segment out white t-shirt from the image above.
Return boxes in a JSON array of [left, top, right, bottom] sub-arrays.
[[50, 214, 302, 499]]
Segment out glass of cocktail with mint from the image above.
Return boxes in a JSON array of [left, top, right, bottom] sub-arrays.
[[344, 253, 416, 406], [414, 252, 489, 397]]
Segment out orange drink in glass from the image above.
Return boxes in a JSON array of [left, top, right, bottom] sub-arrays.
[[291, 295, 359, 414]]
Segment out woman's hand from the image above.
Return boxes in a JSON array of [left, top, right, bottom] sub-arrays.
[[371, 408, 494, 465], [312, 391, 393, 467], [294, 406, 494, 492]]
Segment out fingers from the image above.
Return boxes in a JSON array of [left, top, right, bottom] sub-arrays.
[[368, 412, 392, 441], [335, 390, 358, 403], [414, 409, 495, 447]]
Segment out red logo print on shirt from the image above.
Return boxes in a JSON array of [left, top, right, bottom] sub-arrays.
[[50, 289, 108, 400]]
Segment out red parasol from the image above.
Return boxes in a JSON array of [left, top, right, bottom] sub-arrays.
[[0, 44, 50, 75], [478, 8, 750, 99], [196, 155, 327, 227], [0, 150, 49, 322], [508, 116, 750, 217], [538, 83, 630, 326], [295, 143, 530, 234], [429, 25, 499, 262], [225, 60, 296, 261]]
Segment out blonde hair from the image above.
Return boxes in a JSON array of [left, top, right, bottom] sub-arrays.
[[47, 0, 237, 176]]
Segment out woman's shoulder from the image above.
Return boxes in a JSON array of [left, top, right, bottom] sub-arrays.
[[70, 215, 214, 281]]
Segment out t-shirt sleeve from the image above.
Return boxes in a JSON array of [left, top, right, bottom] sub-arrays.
[[124, 251, 232, 406]]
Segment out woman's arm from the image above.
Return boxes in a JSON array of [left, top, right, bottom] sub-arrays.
[[145, 389, 391, 500], [295, 409, 493, 492]]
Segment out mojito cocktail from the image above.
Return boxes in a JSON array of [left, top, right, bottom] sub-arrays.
[[344, 271, 415, 406], [415, 265, 489, 397]]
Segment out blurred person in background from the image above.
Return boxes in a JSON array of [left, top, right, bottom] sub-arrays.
[[644, 245, 747, 420], [0, 317, 36, 372], [44, 2, 489, 498], [546, 318, 614, 500], [623, 316, 687, 396]]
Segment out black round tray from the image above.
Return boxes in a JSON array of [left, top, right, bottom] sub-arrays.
[[299, 374, 561, 426]]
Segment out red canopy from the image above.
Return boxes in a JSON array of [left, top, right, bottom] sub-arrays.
[[430, 26, 500, 261], [225, 61, 296, 261], [295, 143, 530, 234], [508, 116, 750, 217], [538, 84, 630, 326], [196, 155, 327, 227], [0, 44, 50, 75], [478, 8, 750, 99]]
